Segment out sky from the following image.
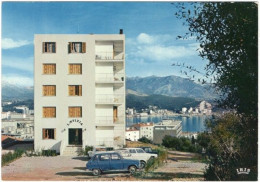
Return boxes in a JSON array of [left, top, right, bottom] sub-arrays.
[[2, 2, 207, 86]]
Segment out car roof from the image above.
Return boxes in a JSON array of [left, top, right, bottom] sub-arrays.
[[94, 151, 119, 155]]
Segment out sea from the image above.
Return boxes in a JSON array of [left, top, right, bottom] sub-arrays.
[[126, 115, 210, 132]]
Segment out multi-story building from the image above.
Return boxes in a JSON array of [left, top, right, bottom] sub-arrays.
[[125, 127, 140, 141], [34, 32, 125, 155], [131, 122, 154, 140], [153, 119, 182, 144]]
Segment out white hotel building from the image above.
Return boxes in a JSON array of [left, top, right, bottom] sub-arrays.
[[34, 32, 125, 155]]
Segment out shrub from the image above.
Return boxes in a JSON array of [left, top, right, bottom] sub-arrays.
[[42, 150, 57, 156], [138, 137, 153, 144], [145, 148, 167, 172], [2, 149, 24, 166]]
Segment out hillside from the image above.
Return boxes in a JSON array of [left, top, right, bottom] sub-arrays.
[[127, 75, 217, 99], [2, 82, 34, 100], [126, 94, 200, 111]]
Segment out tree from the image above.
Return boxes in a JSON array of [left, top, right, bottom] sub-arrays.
[[175, 2, 257, 180], [138, 137, 153, 144]]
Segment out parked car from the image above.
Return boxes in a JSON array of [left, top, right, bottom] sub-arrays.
[[117, 148, 158, 168], [86, 151, 140, 176], [88, 147, 114, 158], [138, 147, 158, 154]]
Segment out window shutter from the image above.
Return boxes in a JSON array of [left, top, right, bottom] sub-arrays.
[[69, 64, 72, 74], [53, 43, 56, 53], [53, 86, 56, 96], [79, 64, 82, 74], [42, 42, 45, 53], [52, 65, 56, 74], [54, 129, 56, 139], [53, 108, 56, 117], [79, 85, 82, 96], [82, 42, 86, 53], [42, 129, 45, 139], [43, 108, 46, 117], [69, 42, 72, 53]]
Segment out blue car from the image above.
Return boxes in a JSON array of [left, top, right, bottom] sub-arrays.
[[86, 151, 140, 176]]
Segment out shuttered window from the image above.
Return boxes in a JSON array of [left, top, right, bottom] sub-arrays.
[[43, 107, 56, 118], [68, 42, 86, 53], [42, 129, 56, 139], [68, 85, 82, 96], [68, 107, 82, 117], [68, 64, 82, 74], [43, 85, 56, 96], [43, 64, 56, 74], [42, 42, 56, 53]]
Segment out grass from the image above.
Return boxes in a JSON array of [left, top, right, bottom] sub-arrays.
[[2, 149, 24, 167]]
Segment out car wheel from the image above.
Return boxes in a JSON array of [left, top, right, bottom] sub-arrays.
[[140, 161, 146, 169], [92, 168, 101, 176], [129, 165, 137, 174]]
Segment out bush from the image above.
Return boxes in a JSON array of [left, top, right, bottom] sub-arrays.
[[138, 137, 153, 144], [145, 148, 167, 172], [42, 150, 57, 156], [2, 149, 24, 166]]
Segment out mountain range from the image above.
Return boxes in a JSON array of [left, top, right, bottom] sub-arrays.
[[126, 75, 217, 100], [1, 75, 217, 101]]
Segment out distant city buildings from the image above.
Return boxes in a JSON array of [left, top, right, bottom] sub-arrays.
[[125, 127, 140, 141], [153, 119, 182, 144]]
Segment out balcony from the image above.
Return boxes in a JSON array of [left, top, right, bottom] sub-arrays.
[[96, 73, 124, 83], [95, 116, 125, 126], [95, 52, 124, 61], [95, 94, 124, 105]]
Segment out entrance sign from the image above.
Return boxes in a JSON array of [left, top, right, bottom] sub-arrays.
[[67, 119, 83, 126]]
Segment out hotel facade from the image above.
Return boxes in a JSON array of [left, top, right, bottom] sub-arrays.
[[34, 33, 125, 155]]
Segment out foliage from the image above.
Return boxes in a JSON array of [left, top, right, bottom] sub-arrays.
[[138, 137, 153, 144], [2, 149, 24, 166], [175, 2, 257, 180], [144, 148, 168, 172], [42, 150, 57, 156], [162, 136, 196, 152]]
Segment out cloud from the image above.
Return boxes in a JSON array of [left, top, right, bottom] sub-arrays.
[[2, 56, 34, 72], [2, 38, 32, 49], [2, 75, 33, 87], [126, 33, 199, 62]]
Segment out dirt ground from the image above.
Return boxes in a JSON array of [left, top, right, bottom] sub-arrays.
[[2, 150, 206, 181]]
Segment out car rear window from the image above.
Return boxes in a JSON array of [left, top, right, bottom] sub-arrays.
[[129, 149, 136, 153], [99, 154, 110, 161]]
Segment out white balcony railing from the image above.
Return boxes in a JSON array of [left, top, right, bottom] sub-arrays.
[[95, 52, 124, 60], [96, 73, 124, 82], [95, 94, 124, 104], [95, 116, 124, 125]]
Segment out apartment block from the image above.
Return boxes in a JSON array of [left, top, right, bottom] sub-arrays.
[[34, 33, 125, 154]]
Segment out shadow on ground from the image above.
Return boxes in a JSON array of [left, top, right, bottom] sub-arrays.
[[72, 157, 89, 161]]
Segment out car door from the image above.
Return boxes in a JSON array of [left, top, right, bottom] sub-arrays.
[[98, 154, 111, 171], [128, 149, 139, 160], [110, 153, 124, 170], [136, 148, 149, 161]]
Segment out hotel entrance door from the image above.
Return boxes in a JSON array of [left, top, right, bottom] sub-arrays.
[[68, 128, 82, 145]]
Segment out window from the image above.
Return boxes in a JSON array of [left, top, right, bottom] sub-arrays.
[[111, 154, 120, 160], [43, 107, 56, 118], [43, 85, 56, 96], [68, 42, 86, 53], [68, 64, 82, 74], [99, 154, 110, 161], [43, 64, 56, 74], [129, 149, 136, 153], [42, 42, 56, 53], [68, 85, 82, 96], [136, 149, 145, 153], [68, 107, 82, 117], [42, 129, 56, 139]]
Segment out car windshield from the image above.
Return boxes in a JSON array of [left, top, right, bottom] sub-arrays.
[[145, 148, 152, 152]]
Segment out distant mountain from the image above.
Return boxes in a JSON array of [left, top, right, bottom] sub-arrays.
[[127, 94, 200, 111], [126, 89, 148, 96], [126, 75, 217, 100], [2, 82, 34, 100]]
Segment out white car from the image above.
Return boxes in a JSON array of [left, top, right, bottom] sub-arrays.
[[117, 148, 158, 168]]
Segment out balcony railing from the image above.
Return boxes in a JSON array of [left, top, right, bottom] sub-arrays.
[[95, 116, 124, 125], [95, 94, 124, 104], [96, 73, 124, 82], [95, 52, 124, 60]]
